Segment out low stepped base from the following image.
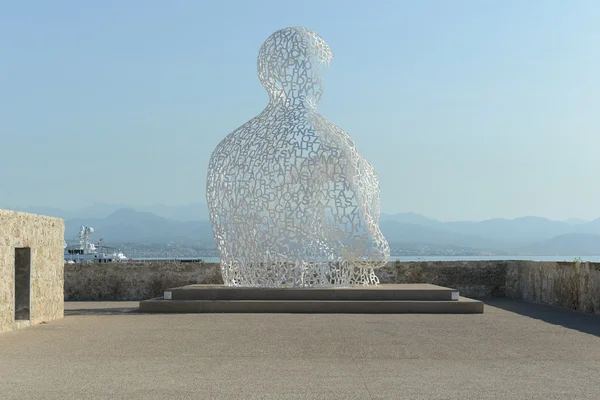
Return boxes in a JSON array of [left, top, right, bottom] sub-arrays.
[[163, 283, 460, 301], [138, 284, 483, 314], [139, 297, 484, 314]]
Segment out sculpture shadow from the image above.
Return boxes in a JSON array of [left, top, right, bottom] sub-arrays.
[[483, 297, 600, 338]]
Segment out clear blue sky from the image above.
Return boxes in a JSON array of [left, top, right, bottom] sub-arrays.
[[1, 0, 599, 221]]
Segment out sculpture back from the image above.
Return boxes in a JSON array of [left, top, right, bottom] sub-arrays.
[[207, 27, 389, 287]]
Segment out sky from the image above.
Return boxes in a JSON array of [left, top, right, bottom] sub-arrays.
[[1, 0, 599, 222]]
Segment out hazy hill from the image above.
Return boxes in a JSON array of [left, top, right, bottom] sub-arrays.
[[517, 233, 600, 256], [380, 212, 443, 227], [65, 209, 213, 246], [565, 218, 588, 225], [138, 202, 209, 221], [8, 202, 600, 255], [443, 216, 574, 243], [572, 218, 600, 234], [379, 221, 509, 250], [11, 202, 209, 222]]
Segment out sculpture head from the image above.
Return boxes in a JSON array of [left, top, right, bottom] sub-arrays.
[[257, 27, 333, 106]]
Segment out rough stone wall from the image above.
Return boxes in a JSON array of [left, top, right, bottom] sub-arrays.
[[64, 262, 222, 301], [63, 260, 600, 314], [0, 210, 64, 333], [506, 261, 600, 313], [64, 260, 506, 300], [377, 260, 508, 297]]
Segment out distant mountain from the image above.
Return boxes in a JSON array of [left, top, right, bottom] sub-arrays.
[[379, 221, 510, 250], [443, 216, 573, 243], [75, 203, 128, 219], [137, 202, 209, 221], [564, 218, 589, 225], [572, 218, 600, 234], [518, 233, 600, 256], [8, 202, 600, 255], [65, 208, 214, 246], [9, 202, 209, 222], [379, 213, 599, 243], [380, 212, 442, 227]]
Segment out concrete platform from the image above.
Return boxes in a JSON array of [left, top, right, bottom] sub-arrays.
[[162, 283, 460, 301], [139, 297, 482, 313], [139, 284, 483, 314]]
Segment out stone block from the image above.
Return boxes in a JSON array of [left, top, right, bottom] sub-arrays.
[[0, 210, 64, 333]]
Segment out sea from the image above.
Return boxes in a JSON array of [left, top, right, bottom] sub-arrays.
[[132, 255, 600, 263]]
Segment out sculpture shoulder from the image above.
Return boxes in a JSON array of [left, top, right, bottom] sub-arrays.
[[210, 112, 266, 163], [313, 114, 377, 177], [212, 120, 252, 153], [312, 114, 357, 150]]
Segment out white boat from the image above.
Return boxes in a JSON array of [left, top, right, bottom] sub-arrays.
[[64, 226, 128, 263]]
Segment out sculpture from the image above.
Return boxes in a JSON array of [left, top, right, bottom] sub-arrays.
[[207, 26, 389, 287]]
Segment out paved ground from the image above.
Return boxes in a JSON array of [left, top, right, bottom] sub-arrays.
[[1, 299, 599, 400]]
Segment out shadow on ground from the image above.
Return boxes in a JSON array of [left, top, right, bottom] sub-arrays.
[[65, 307, 141, 316], [483, 297, 600, 338]]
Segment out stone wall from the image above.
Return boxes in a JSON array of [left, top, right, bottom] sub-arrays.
[[64, 262, 222, 301], [1, 210, 65, 333], [64, 260, 507, 300], [378, 260, 508, 298], [63, 260, 600, 314], [506, 261, 600, 313]]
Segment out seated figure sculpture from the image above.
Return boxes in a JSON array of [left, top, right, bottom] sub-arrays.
[[206, 26, 390, 287]]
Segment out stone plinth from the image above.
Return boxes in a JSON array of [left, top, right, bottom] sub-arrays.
[[139, 284, 483, 314], [0, 210, 64, 333]]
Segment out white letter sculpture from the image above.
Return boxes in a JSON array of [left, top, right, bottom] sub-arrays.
[[207, 26, 390, 287]]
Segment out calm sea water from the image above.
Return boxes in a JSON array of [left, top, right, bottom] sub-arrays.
[[133, 255, 600, 263]]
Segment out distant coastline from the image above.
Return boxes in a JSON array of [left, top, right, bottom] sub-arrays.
[[129, 255, 600, 263]]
